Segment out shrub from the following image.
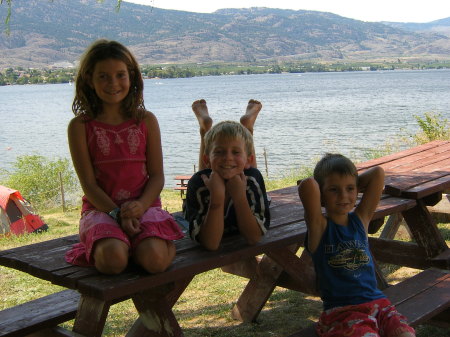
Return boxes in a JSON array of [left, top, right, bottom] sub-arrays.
[[0, 155, 78, 209], [413, 111, 450, 144]]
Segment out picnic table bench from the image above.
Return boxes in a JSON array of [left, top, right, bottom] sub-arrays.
[[288, 268, 450, 337], [1, 141, 449, 336]]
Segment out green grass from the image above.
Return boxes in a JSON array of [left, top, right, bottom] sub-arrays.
[[1, 179, 450, 336]]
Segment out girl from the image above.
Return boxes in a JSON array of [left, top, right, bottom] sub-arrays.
[[65, 39, 184, 274]]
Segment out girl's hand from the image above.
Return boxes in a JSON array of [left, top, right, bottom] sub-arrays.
[[226, 172, 247, 201], [121, 201, 145, 219], [121, 217, 141, 237]]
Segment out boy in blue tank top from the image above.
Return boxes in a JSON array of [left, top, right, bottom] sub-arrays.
[[298, 153, 415, 337]]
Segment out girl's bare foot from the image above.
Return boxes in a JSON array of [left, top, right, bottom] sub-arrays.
[[240, 99, 262, 135], [192, 99, 212, 135]]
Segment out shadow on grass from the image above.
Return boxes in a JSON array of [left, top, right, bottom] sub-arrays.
[[175, 290, 322, 337]]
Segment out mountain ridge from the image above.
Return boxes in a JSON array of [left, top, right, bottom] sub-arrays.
[[1, 0, 449, 68]]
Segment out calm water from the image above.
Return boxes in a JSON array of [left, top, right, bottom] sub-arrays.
[[1, 70, 450, 186]]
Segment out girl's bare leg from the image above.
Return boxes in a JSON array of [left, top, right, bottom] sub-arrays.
[[240, 99, 262, 168], [192, 99, 212, 170], [93, 238, 129, 274], [134, 237, 176, 273]]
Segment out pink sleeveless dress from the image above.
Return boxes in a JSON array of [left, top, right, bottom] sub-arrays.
[[65, 118, 184, 266]]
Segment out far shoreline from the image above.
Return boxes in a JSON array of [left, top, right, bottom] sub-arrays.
[[1, 60, 449, 86]]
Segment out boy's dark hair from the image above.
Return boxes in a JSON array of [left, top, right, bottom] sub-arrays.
[[72, 39, 145, 121], [313, 153, 358, 190]]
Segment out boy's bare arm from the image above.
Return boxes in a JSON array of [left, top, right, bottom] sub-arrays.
[[298, 177, 327, 253], [197, 172, 226, 251], [355, 166, 385, 231], [227, 173, 262, 245]]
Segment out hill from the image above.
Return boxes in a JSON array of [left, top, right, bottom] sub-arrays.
[[1, 0, 450, 68]]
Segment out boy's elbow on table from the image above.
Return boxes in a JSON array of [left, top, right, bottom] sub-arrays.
[[245, 237, 261, 246], [203, 242, 221, 251], [200, 238, 221, 251], [244, 231, 263, 246]]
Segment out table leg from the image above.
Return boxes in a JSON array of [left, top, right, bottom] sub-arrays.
[[266, 247, 318, 296], [402, 199, 448, 258], [373, 258, 389, 290], [231, 244, 301, 323], [127, 278, 193, 337], [72, 295, 110, 337], [380, 213, 406, 239]]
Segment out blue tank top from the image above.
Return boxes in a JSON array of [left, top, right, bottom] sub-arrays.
[[308, 212, 385, 310]]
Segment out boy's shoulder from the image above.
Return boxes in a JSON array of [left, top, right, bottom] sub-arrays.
[[244, 167, 264, 180], [187, 169, 211, 188]]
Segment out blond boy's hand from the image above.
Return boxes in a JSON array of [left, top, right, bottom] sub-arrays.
[[202, 171, 226, 200], [226, 172, 247, 201]]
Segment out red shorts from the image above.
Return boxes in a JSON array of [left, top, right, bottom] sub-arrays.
[[317, 298, 415, 337], [65, 207, 184, 266]]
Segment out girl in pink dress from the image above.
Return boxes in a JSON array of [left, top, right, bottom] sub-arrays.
[[65, 39, 184, 274]]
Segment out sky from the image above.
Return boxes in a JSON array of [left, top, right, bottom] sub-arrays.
[[126, 0, 450, 23]]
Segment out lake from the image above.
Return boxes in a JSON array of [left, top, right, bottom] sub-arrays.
[[1, 69, 450, 187]]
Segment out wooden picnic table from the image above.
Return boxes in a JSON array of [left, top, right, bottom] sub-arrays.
[[1, 141, 449, 336], [356, 140, 450, 268], [0, 191, 416, 336], [173, 175, 192, 199]]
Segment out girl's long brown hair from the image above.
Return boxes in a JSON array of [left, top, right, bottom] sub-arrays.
[[72, 39, 145, 121]]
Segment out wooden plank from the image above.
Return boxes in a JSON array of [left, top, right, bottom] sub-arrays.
[[130, 285, 183, 337], [287, 269, 450, 336], [431, 249, 450, 270], [174, 175, 192, 180], [402, 148, 450, 172], [383, 268, 449, 304], [371, 196, 416, 220], [72, 295, 110, 337], [384, 172, 450, 198], [402, 175, 450, 200], [267, 248, 319, 296], [231, 252, 287, 322], [427, 308, 450, 328], [379, 142, 450, 173], [355, 141, 448, 171], [0, 290, 79, 337], [369, 237, 429, 269], [76, 221, 308, 300], [127, 277, 193, 337], [402, 200, 449, 258], [379, 213, 411, 239], [392, 275, 450, 326], [27, 327, 86, 337]]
